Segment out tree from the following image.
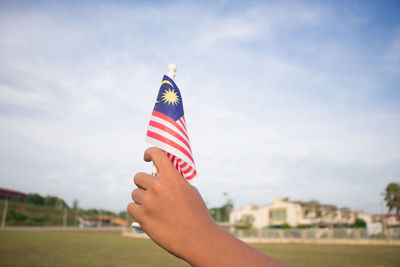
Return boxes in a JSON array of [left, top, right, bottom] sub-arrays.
[[354, 218, 366, 228], [209, 192, 234, 222], [44, 196, 69, 210], [72, 200, 79, 226], [384, 182, 400, 216], [44, 196, 59, 208], [72, 200, 79, 210], [27, 193, 44, 205]]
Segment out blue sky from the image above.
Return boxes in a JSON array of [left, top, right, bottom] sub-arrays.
[[0, 0, 399, 213]]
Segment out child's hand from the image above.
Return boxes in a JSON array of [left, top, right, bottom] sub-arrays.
[[127, 147, 213, 260]]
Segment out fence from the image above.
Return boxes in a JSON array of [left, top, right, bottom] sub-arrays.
[[123, 226, 400, 245], [230, 227, 400, 245]]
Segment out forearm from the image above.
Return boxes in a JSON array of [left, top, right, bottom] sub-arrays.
[[180, 221, 286, 267]]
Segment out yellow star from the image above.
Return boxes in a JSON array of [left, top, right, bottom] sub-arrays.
[[161, 88, 180, 105]]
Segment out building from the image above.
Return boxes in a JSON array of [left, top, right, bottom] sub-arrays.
[[230, 198, 375, 228], [78, 215, 128, 228], [229, 205, 259, 227], [262, 198, 302, 227], [0, 187, 27, 202], [385, 214, 400, 227], [230, 198, 302, 228]]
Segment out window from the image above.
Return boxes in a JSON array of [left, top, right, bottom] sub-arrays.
[[269, 209, 287, 220]]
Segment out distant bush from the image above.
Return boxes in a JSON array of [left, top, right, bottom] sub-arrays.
[[280, 223, 292, 229], [235, 224, 253, 230], [2, 199, 122, 226], [25, 218, 43, 226], [296, 225, 312, 229], [27, 193, 45, 206], [268, 224, 292, 229], [29, 214, 49, 223], [85, 209, 117, 216], [10, 196, 24, 203], [7, 210, 28, 222], [6, 210, 54, 226], [50, 216, 63, 224], [354, 218, 367, 228]]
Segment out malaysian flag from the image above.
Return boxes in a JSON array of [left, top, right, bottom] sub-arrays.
[[146, 75, 197, 180]]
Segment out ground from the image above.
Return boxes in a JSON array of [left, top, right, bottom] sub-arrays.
[[0, 231, 399, 266]]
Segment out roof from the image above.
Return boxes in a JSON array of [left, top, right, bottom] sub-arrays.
[[0, 187, 27, 196]]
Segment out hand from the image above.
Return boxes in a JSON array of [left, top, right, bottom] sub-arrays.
[[128, 147, 287, 266], [127, 147, 214, 260]]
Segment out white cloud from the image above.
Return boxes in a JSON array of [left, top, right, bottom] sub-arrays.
[[0, 1, 399, 214]]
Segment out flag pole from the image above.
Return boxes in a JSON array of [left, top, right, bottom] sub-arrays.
[[151, 64, 177, 175], [132, 64, 177, 233]]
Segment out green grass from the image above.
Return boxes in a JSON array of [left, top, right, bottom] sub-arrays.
[[252, 243, 400, 267], [0, 231, 399, 267], [0, 231, 188, 266]]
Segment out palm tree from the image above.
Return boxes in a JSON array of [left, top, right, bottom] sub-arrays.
[[384, 182, 400, 216]]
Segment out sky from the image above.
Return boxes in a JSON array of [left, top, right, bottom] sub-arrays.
[[0, 0, 399, 214]]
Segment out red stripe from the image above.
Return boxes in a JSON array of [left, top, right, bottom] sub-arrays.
[[180, 161, 188, 168], [182, 166, 192, 175], [165, 152, 195, 180], [149, 120, 192, 152], [178, 117, 187, 132], [170, 155, 177, 166], [186, 170, 197, 180], [173, 157, 179, 169], [147, 131, 194, 163], [152, 111, 189, 140]]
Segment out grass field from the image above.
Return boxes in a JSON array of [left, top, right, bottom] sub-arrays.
[[0, 230, 399, 267]]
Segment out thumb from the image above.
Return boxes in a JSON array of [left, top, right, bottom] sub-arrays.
[[144, 147, 174, 175]]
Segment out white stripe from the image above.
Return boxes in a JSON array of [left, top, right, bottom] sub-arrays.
[[184, 167, 195, 177], [146, 136, 196, 169], [165, 153, 196, 179], [150, 115, 189, 143], [180, 163, 190, 172], [149, 115, 191, 150], [178, 117, 187, 131], [176, 119, 188, 136], [147, 126, 191, 155]]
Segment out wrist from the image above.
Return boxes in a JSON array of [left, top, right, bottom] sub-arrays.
[[179, 219, 224, 266]]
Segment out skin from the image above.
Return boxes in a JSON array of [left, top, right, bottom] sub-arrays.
[[127, 147, 287, 267]]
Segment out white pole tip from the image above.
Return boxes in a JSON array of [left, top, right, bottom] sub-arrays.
[[167, 64, 177, 79]]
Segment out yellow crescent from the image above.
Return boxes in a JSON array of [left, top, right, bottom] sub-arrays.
[[156, 80, 173, 104], [161, 80, 173, 88]]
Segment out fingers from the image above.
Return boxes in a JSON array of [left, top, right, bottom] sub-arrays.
[[134, 172, 153, 190], [144, 147, 174, 175], [131, 188, 145, 205], [127, 202, 141, 221]]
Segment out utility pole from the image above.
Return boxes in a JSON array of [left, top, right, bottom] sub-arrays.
[[380, 201, 387, 235], [1, 199, 8, 229], [98, 211, 102, 228], [63, 208, 67, 228]]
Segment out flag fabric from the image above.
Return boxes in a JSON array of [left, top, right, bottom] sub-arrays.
[[146, 75, 197, 180]]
